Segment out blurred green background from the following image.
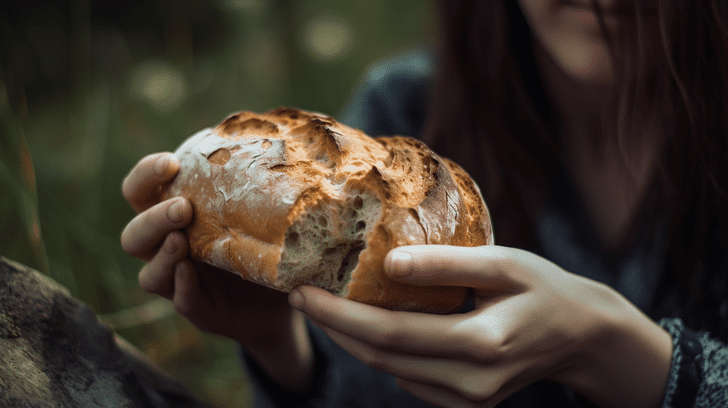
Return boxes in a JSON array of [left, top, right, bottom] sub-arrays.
[[0, 1, 436, 406]]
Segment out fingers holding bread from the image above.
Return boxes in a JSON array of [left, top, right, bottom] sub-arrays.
[[137, 231, 189, 299], [122, 152, 181, 212], [121, 197, 193, 261]]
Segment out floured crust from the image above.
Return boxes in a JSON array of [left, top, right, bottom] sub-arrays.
[[160, 107, 494, 313]]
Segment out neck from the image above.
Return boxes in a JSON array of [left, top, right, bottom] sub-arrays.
[[531, 37, 613, 154], [531, 36, 664, 252]]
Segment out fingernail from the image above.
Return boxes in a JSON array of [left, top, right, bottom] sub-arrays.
[[387, 250, 412, 277], [167, 200, 182, 222], [164, 234, 178, 254], [289, 289, 305, 310], [154, 155, 169, 176]]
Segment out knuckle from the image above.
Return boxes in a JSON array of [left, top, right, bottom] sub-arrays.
[[142, 203, 166, 230], [455, 325, 505, 363], [166, 231, 189, 255], [481, 331, 507, 361], [161, 233, 176, 254], [161, 232, 179, 256]]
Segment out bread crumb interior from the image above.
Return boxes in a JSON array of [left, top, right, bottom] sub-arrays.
[[278, 192, 381, 296]]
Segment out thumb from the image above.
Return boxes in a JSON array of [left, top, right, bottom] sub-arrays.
[[384, 245, 525, 291]]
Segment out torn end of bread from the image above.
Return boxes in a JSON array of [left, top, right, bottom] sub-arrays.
[[277, 191, 381, 297]]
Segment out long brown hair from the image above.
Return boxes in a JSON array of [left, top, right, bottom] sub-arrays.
[[422, 0, 728, 315]]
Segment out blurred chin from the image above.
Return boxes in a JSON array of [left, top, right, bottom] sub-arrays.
[[548, 35, 614, 84], [517, 0, 617, 85]]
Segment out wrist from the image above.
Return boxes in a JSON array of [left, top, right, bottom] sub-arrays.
[[555, 281, 672, 408]]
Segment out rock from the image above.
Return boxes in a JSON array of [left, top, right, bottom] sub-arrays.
[[0, 256, 213, 408]]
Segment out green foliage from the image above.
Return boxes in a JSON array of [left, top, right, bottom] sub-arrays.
[[0, 95, 48, 276], [0, 1, 435, 407]]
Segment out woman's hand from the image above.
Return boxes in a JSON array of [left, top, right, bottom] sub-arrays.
[[289, 245, 673, 408], [121, 152, 314, 392]]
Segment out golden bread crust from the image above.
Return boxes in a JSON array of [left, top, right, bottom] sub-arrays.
[[160, 107, 494, 313]]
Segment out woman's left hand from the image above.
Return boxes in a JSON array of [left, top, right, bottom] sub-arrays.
[[288, 245, 672, 408]]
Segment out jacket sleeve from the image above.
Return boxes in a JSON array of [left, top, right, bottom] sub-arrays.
[[337, 48, 434, 139], [659, 317, 728, 407]]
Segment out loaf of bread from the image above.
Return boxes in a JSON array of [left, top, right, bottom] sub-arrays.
[[160, 107, 494, 313]]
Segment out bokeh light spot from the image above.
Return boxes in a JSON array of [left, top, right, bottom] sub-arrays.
[[303, 15, 354, 61], [128, 60, 187, 113]]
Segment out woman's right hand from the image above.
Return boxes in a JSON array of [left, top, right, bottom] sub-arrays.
[[120, 152, 301, 350]]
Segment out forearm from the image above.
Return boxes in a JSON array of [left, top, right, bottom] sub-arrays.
[[556, 283, 673, 408], [244, 310, 316, 394]]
